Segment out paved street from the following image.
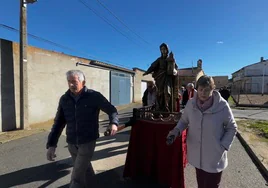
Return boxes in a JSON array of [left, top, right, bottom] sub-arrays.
[[232, 108, 268, 120], [185, 138, 268, 188], [0, 104, 267, 187]]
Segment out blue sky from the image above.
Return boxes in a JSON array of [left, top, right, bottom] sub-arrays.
[[1, 0, 268, 78]]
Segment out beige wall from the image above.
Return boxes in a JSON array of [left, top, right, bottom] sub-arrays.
[[12, 43, 20, 129], [1, 39, 150, 132], [179, 70, 204, 87], [133, 69, 153, 102], [179, 76, 195, 87], [195, 70, 205, 84], [213, 76, 229, 89], [12, 43, 110, 127]]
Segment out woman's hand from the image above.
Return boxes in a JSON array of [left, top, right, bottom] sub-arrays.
[[166, 128, 180, 145]]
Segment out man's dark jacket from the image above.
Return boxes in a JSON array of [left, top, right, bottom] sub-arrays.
[[142, 88, 149, 106], [182, 90, 189, 106], [46, 87, 119, 149], [219, 89, 230, 101]]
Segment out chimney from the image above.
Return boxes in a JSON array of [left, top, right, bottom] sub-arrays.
[[261, 57, 264, 62], [197, 59, 202, 69]]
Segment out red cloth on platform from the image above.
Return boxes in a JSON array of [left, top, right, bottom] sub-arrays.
[[123, 120, 187, 188]]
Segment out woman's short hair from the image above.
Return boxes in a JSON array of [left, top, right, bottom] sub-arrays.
[[196, 75, 216, 90]]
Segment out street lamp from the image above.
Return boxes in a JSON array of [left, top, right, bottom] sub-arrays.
[[19, 0, 37, 130]]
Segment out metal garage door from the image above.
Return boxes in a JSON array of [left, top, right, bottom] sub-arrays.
[[110, 71, 131, 106]]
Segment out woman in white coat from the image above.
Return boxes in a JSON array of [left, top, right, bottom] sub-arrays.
[[167, 75, 237, 188]]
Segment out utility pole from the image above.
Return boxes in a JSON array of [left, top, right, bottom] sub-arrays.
[[20, 0, 28, 130], [19, 0, 37, 129]]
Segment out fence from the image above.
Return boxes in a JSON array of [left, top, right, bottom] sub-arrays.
[[231, 81, 268, 107]]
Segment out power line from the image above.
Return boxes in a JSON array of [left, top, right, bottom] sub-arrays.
[[0, 23, 132, 69], [94, 0, 150, 45], [78, 0, 140, 46], [80, 0, 183, 58], [0, 23, 98, 59]]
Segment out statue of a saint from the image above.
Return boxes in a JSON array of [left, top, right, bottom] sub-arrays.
[[143, 43, 179, 112]]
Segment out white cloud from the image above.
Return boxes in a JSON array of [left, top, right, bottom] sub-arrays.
[[217, 41, 224, 44]]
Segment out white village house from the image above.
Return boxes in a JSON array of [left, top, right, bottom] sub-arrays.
[[232, 57, 268, 94]]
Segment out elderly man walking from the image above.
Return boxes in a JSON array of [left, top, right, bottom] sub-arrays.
[[182, 83, 196, 107], [46, 70, 119, 188], [142, 81, 157, 106]]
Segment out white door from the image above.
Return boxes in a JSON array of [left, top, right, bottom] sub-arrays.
[[141, 81, 147, 100]]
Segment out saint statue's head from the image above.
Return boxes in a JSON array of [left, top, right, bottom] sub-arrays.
[[159, 43, 169, 58]]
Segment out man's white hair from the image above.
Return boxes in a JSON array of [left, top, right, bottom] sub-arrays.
[[66, 70, 85, 82], [187, 83, 194, 88]]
